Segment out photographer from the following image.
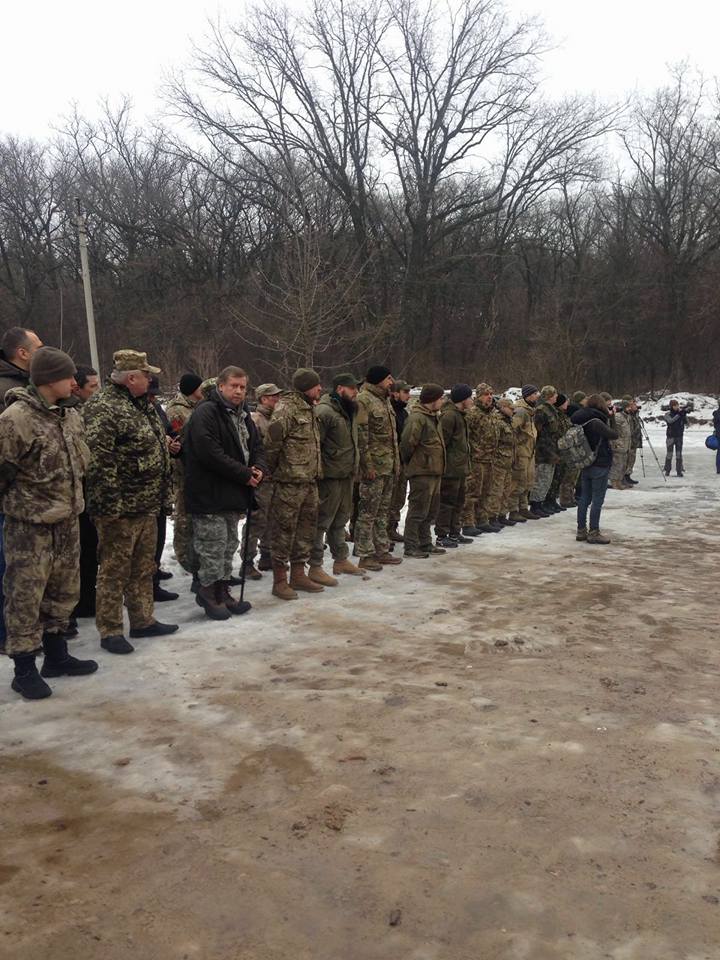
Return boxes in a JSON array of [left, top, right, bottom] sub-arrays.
[[664, 400, 689, 477]]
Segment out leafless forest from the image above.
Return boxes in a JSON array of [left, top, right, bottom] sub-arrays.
[[1, 0, 719, 392]]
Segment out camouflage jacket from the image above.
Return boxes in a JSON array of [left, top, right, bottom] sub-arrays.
[[512, 398, 537, 461], [83, 382, 172, 517], [316, 392, 359, 480], [628, 411, 643, 449], [251, 403, 273, 443], [466, 402, 499, 464], [264, 390, 322, 483], [165, 392, 198, 436], [400, 404, 446, 477], [0, 386, 89, 523], [611, 411, 632, 453], [439, 400, 471, 478], [356, 383, 399, 478], [492, 408, 516, 467], [534, 401, 563, 465]]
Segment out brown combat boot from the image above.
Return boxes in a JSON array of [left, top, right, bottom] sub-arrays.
[[508, 511, 527, 523], [257, 551, 273, 571], [359, 556, 383, 572], [587, 529, 611, 544], [520, 507, 541, 520], [289, 562, 325, 592], [308, 565, 339, 587], [388, 523, 405, 543], [197, 582, 232, 620], [333, 558, 364, 576], [576, 527, 588, 541], [376, 552, 402, 565], [272, 563, 298, 601]]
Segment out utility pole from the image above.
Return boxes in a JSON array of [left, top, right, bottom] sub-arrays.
[[75, 198, 101, 378]]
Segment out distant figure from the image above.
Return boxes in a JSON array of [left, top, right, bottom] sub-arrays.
[[664, 400, 689, 477], [714, 400, 720, 475]]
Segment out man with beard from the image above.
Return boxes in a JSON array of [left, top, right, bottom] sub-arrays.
[[387, 380, 411, 543], [310, 373, 364, 581]]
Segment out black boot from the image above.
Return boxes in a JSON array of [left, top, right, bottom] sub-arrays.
[[436, 535, 459, 548], [676, 457, 684, 477], [153, 584, 179, 602], [101, 635, 134, 655], [257, 551, 273, 572], [157, 569, 173, 581], [11, 654, 52, 700], [129, 621, 180, 638], [40, 632, 98, 678], [461, 525, 481, 536], [664, 458, 672, 476]]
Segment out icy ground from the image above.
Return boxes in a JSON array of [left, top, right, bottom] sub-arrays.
[[2, 427, 720, 959]]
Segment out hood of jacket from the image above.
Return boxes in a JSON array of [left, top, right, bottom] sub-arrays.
[[571, 405, 609, 426]]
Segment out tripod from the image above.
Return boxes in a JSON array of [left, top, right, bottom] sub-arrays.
[[639, 418, 668, 482]]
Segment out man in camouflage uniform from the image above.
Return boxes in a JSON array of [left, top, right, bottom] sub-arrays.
[[609, 398, 633, 490], [355, 366, 402, 571], [436, 384, 473, 546], [552, 394, 579, 508], [462, 382, 500, 534], [388, 380, 411, 542], [0, 347, 97, 699], [529, 385, 562, 516], [264, 369, 323, 600], [311, 373, 363, 581], [240, 383, 282, 579], [488, 395, 517, 526], [165, 373, 204, 575], [83, 350, 178, 655], [508, 384, 540, 521], [400, 383, 447, 557], [623, 396, 643, 484]]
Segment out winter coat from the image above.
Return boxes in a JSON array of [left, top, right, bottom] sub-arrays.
[[571, 405, 618, 469], [0, 353, 29, 411], [400, 404, 446, 477], [390, 397, 409, 445], [356, 383, 399, 478], [511, 398, 537, 463], [83, 382, 172, 517], [264, 390, 322, 483], [493, 408, 516, 468], [166, 393, 197, 436], [182, 390, 266, 514], [611, 411, 632, 454], [251, 403, 273, 443], [628, 410, 643, 449], [316, 392, 359, 480], [439, 400, 471, 478], [0, 386, 89, 523], [664, 408, 688, 438], [713, 408, 720, 438], [466, 402, 498, 463], [534, 400, 563, 465]]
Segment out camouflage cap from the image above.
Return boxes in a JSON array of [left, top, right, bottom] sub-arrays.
[[113, 349, 161, 374], [391, 380, 412, 392], [540, 384, 558, 400], [497, 395, 515, 410], [476, 382, 493, 395], [622, 394, 634, 403], [255, 383, 282, 398]]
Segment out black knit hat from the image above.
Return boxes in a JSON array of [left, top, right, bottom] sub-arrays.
[[30, 347, 76, 386], [292, 368, 321, 392], [365, 365, 392, 385], [521, 384, 540, 399], [450, 383, 472, 403], [179, 373, 203, 396], [555, 393, 567, 407], [419, 383, 445, 404]]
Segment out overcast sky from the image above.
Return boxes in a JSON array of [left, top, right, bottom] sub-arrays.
[[3, 0, 718, 138]]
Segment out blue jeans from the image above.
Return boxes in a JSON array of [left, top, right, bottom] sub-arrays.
[[577, 465, 610, 531], [0, 513, 6, 646]]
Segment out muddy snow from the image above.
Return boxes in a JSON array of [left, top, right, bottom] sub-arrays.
[[2, 427, 720, 960]]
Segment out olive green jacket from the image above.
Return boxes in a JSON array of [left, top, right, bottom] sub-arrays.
[[400, 404, 446, 477], [439, 400, 471, 478], [264, 390, 322, 483], [316, 393, 359, 480], [511, 398, 537, 462]]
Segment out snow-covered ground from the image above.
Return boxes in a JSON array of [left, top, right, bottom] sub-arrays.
[[2, 426, 720, 960]]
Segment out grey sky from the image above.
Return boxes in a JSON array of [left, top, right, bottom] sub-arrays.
[[3, 0, 718, 138]]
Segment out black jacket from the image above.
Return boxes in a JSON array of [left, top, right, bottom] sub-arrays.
[[0, 352, 29, 411], [665, 408, 688, 438], [182, 391, 267, 515], [391, 398, 408, 445], [571, 405, 618, 469], [714, 408, 720, 437]]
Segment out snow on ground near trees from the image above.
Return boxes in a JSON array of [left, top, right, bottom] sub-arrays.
[[2, 427, 720, 959]]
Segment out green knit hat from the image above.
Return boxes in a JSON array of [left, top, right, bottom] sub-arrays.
[[292, 368, 321, 392]]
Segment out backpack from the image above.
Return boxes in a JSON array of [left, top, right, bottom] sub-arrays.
[[557, 422, 598, 469]]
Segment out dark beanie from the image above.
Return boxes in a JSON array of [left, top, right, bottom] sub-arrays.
[[30, 347, 76, 386], [555, 393, 567, 407], [365, 365, 392, 385], [419, 383, 445, 404], [521, 384, 540, 399], [292, 368, 321, 393], [179, 373, 203, 396], [450, 383, 472, 403]]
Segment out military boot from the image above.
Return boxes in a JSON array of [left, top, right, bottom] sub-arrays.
[[241, 561, 263, 581], [436, 535, 459, 548], [220, 581, 252, 615], [376, 552, 402, 565], [508, 511, 527, 523], [587, 529, 611, 544], [388, 523, 405, 543], [129, 621, 180, 638], [520, 507, 541, 520], [11, 655, 52, 700], [40, 632, 98, 679], [257, 551, 273, 572], [197, 582, 232, 620], [461, 525, 481, 536], [610, 480, 625, 491], [358, 556, 383, 572], [452, 532, 474, 543], [333, 558, 364, 576], [404, 547, 430, 558], [289, 562, 325, 592], [272, 563, 298, 600], [529, 501, 550, 518], [576, 527, 588, 542], [498, 515, 516, 526], [309, 565, 339, 587]]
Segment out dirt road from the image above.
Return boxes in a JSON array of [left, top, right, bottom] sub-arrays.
[[2, 430, 719, 959]]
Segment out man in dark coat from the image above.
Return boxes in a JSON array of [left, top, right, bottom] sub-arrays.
[[713, 401, 720, 474], [183, 366, 266, 619], [664, 399, 689, 476]]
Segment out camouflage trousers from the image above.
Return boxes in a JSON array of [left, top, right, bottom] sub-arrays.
[[241, 481, 273, 564], [3, 516, 80, 657], [404, 475, 442, 550], [509, 456, 535, 513], [172, 486, 196, 574], [388, 469, 407, 527], [95, 515, 156, 639], [436, 476, 466, 537], [310, 476, 353, 567], [355, 475, 394, 558], [626, 448, 638, 477], [462, 461, 493, 526], [270, 482, 319, 565], [609, 447, 630, 484], [192, 513, 241, 586], [487, 463, 513, 518], [555, 462, 580, 506], [530, 462, 555, 502]]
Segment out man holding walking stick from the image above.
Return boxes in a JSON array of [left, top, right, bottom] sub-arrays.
[[182, 367, 266, 619]]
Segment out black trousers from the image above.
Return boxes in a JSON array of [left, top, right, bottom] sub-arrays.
[[153, 513, 166, 585], [73, 511, 98, 618]]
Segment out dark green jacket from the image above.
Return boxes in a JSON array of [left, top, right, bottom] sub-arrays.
[[316, 392, 359, 480], [400, 404, 446, 477], [83, 382, 172, 517], [439, 400, 471, 478], [533, 401, 563, 465], [264, 390, 322, 483]]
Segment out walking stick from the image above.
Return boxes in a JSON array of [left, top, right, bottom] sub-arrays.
[[239, 499, 254, 604], [639, 418, 667, 482]]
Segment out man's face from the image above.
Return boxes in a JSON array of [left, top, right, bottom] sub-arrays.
[[219, 376, 248, 407], [126, 370, 151, 398], [527, 391, 540, 405], [261, 393, 280, 411], [191, 386, 204, 402], [15, 331, 43, 369], [429, 397, 444, 412], [459, 396, 474, 412], [499, 403, 514, 417], [478, 391, 494, 409], [73, 375, 99, 401], [399, 389, 411, 403], [47, 377, 75, 402], [546, 393, 558, 406], [337, 385, 359, 403], [305, 384, 323, 403], [379, 375, 394, 393]]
